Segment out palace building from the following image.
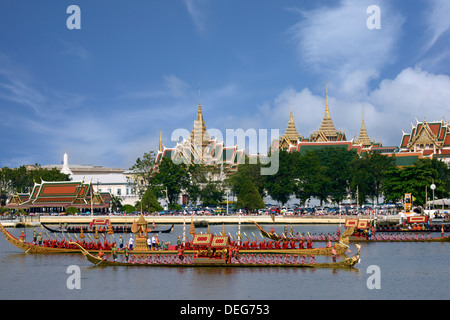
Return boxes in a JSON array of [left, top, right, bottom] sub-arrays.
[[278, 98, 303, 149], [275, 86, 448, 166], [276, 85, 379, 155], [309, 84, 347, 143], [154, 91, 245, 173], [5, 180, 111, 214], [395, 118, 450, 165]]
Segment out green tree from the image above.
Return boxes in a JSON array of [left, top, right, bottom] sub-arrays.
[[0, 165, 70, 204], [129, 151, 157, 196], [350, 152, 395, 205], [0, 167, 13, 206], [199, 181, 224, 207], [235, 180, 265, 213], [141, 187, 163, 212], [263, 150, 295, 207], [110, 195, 123, 213], [382, 158, 448, 206], [227, 155, 265, 198], [151, 157, 189, 208], [314, 147, 358, 204], [185, 164, 209, 205], [122, 204, 136, 214], [292, 151, 326, 206], [66, 207, 79, 215]]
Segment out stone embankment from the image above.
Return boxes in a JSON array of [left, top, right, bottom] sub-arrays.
[[0, 214, 400, 227], [40, 214, 347, 225]]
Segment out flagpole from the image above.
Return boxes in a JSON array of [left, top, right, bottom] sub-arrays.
[[183, 214, 186, 246], [238, 214, 241, 246]]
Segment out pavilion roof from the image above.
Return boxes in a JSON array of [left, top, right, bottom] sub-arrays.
[[6, 180, 110, 209]]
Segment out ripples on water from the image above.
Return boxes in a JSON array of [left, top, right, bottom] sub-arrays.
[[0, 224, 449, 301]]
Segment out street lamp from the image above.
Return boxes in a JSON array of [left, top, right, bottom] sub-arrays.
[[430, 183, 436, 210]]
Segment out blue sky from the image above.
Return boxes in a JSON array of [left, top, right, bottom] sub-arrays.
[[1, 0, 449, 169]]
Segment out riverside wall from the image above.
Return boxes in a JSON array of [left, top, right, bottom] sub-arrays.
[[2, 214, 401, 227]]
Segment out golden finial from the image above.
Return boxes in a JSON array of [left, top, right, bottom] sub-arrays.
[[197, 80, 203, 121], [159, 130, 163, 152], [325, 81, 329, 117], [290, 94, 293, 120], [362, 105, 365, 123]]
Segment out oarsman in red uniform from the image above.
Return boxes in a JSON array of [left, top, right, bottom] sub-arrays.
[[19, 231, 26, 242], [290, 240, 296, 249], [177, 246, 185, 261], [98, 248, 105, 259]]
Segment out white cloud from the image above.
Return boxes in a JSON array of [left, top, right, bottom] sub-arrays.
[[368, 67, 450, 141], [244, 66, 450, 149], [59, 40, 89, 60], [416, 0, 450, 73], [423, 0, 450, 53], [182, 0, 209, 33], [288, 0, 404, 97]]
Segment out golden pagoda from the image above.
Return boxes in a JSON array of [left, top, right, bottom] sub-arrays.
[[279, 97, 302, 149], [190, 84, 210, 150], [356, 107, 372, 148], [310, 82, 346, 142]]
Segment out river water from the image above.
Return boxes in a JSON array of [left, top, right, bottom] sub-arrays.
[[0, 223, 449, 303]]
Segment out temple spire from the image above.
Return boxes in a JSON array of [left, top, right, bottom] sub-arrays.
[[325, 81, 330, 117], [279, 95, 301, 149], [314, 81, 337, 140], [158, 130, 163, 152], [191, 83, 210, 149], [289, 95, 294, 121], [197, 81, 203, 122], [356, 106, 371, 147]]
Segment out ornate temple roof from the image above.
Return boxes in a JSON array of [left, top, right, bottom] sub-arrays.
[[154, 90, 244, 172], [190, 87, 210, 150], [6, 180, 110, 209], [279, 98, 302, 149], [395, 118, 450, 164], [400, 119, 450, 151], [310, 83, 346, 142], [356, 107, 372, 147]]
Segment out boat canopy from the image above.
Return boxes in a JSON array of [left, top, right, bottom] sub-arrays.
[[406, 216, 428, 224], [345, 219, 370, 229], [211, 236, 229, 248], [192, 234, 213, 247], [89, 218, 110, 227]]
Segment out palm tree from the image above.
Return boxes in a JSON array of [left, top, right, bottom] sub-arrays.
[[110, 195, 123, 213]]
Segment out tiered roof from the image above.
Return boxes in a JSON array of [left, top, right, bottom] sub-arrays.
[[154, 92, 244, 173], [398, 118, 450, 164], [400, 119, 450, 152], [310, 83, 346, 142], [356, 108, 372, 148], [6, 180, 110, 209], [190, 87, 210, 150], [279, 98, 302, 150]]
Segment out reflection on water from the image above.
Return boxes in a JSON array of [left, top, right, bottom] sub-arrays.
[[0, 223, 449, 300]]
